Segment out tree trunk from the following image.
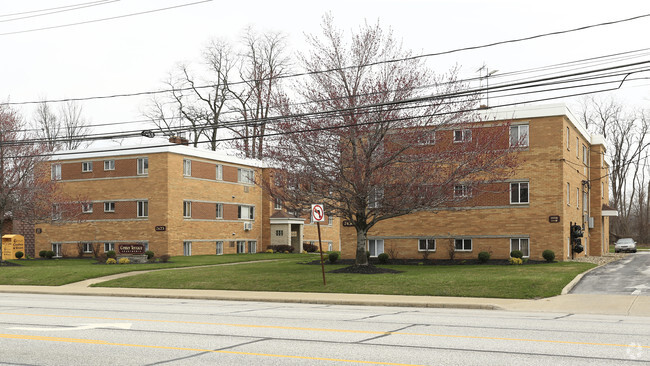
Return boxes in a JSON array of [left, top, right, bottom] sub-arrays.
[[355, 228, 368, 266]]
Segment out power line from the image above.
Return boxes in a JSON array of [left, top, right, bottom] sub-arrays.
[[0, 0, 113, 18], [0, 0, 119, 24]]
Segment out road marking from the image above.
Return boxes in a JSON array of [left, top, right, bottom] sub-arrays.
[[9, 323, 132, 332], [2, 312, 648, 350], [0, 333, 424, 366]]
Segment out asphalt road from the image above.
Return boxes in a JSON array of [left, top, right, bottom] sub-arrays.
[[570, 252, 650, 296], [1, 293, 649, 365]]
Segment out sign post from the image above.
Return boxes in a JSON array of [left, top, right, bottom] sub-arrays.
[[311, 204, 327, 286]]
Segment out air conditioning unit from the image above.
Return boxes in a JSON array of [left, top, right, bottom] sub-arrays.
[[244, 222, 253, 231], [588, 217, 594, 229]]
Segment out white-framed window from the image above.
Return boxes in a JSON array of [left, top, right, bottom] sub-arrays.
[[566, 127, 570, 150], [454, 238, 472, 251], [104, 202, 115, 212], [183, 201, 191, 218], [367, 239, 384, 257], [583, 145, 588, 165], [82, 203, 93, 213], [576, 137, 579, 158], [183, 241, 192, 256], [236, 240, 246, 254], [238, 205, 254, 220], [274, 197, 282, 210], [238, 168, 255, 184], [454, 184, 470, 198], [510, 182, 529, 204], [137, 157, 148, 175], [248, 241, 257, 254], [216, 164, 223, 180], [52, 204, 62, 221], [104, 160, 115, 171], [453, 129, 471, 142], [368, 187, 384, 208], [82, 243, 93, 253], [328, 216, 334, 226], [52, 243, 62, 257], [275, 230, 284, 236], [216, 203, 223, 219], [576, 187, 580, 209], [51, 164, 61, 180], [510, 124, 529, 147], [567, 182, 571, 206], [183, 159, 192, 176], [216, 241, 223, 255], [82, 161, 93, 172], [104, 242, 114, 252], [418, 239, 436, 251], [583, 191, 588, 212], [510, 238, 530, 258], [416, 131, 436, 145], [137, 201, 148, 218]]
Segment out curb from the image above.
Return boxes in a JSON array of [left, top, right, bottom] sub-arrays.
[[561, 255, 628, 295]]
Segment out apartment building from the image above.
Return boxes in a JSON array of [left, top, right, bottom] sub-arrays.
[[340, 104, 616, 261], [35, 144, 340, 258]]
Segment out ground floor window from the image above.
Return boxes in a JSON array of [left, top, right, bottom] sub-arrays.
[[237, 241, 246, 254], [216, 241, 223, 255], [367, 239, 384, 257], [248, 241, 257, 254], [104, 242, 114, 252], [82, 243, 93, 253], [328, 242, 333, 251], [183, 241, 192, 256], [510, 238, 529, 257], [418, 239, 436, 251], [454, 239, 472, 251], [52, 243, 62, 257]]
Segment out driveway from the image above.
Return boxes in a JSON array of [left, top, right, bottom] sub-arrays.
[[570, 252, 650, 296]]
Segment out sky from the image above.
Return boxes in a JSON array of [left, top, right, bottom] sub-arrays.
[[2, 0, 649, 149]]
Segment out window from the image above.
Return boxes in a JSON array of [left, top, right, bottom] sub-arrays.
[[183, 201, 191, 218], [567, 182, 571, 205], [576, 187, 580, 209], [248, 241, 257, 254], [510, 182, 529, 204], [238, 205, 254, 220], [216, 241, 223, 255], [368, 187, 384, 208], [137, 201, 148, 218], [453, 129, 472, 142], [104, 160, 115, 171], [104, 202, 115, 212], [183, 241, 192, 256], [82, 203, 93, 213], [576, 137, 579, 158], [510, 238, 530, 258], [602, 182, 604, 199], [82, 161, 93, 172], [183, 159, 192, 176], [566, 127, 570, 150], [216, 164, 223, 180], [51, 164, 61, 180], [582, 145, 588, 165], [328, 216, 334, 225], [367, 239, 384, 257], [104, 242, 114, 252], [82, 243, 93, 253], [216, 203, 223, 219], [275, 230, 284, 236], [416, 131, 436, 145], [236, 240, 246, 254], [52, 204, 61, 221], [454, 184, 470, 198], [274, 197, 282, 210], [52, 243, 62, 257], [454, 238, 472, 251], [583, 191, 588, 212], [137, 157, 148, 175], [510, 124, 529, 147], [418, 239, 436, 251], [238, 168, 255, 184]]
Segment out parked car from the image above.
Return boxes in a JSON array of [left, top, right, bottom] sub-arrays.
[[614, 238, 637, 253]]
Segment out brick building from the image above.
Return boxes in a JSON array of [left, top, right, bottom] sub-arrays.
[[35, 144, 340, 258], [340, 104, 616, 261]]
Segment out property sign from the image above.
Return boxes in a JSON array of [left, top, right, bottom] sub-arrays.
[[155, 226, 166, 231], [118, 244, 145, 255], [548, 215, 561, 223], [311, 204, 325, 222]]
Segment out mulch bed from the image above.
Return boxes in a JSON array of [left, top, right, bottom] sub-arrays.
[[328, 264, 402, 274], [305, 258, 547, 267]]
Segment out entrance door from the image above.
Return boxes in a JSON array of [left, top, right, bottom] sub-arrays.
[[183, 241, 192, 256], [248, 241, 256, 254]]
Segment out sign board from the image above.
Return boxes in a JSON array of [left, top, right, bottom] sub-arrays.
[[118, 244, 145, 255], [155, 226, 166, 231], [342, 220, 354, 227], [311, 204, 325, 223], [2, 235, 25, 260], [548, 215, 561, 223]]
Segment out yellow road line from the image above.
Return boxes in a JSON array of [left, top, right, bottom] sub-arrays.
[[0, 333, 424, 366], [1, 312, 648, 350]]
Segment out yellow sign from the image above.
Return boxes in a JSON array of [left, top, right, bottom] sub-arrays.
[[2, 235, 25, 260]]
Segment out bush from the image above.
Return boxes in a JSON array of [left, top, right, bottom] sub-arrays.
[[269, 245, 294, 253], [144, 250, 155, 259], [509, 257, 523, 265], [542, 250, 555, 262], [510, 250, 523, 259], [478, 251, 490, 263], [377, 253, 389, 264], [45, 251, 55, 259], [96, 253, 107, 263], [328, 252, 339, 264], [118, 258, 130, 264], [39, 250, 47, 258], [159, 254, 170, 263], [106, 250, 116, 259], [265, 249, 274, 253], [14, 251, 24, 259], [106, 258, 117, 264], [303, 243, 318, 253]]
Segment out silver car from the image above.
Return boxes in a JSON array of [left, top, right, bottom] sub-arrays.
[[614, 238, 637, 253]]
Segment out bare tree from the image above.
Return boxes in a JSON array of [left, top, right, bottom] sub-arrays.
[[33, 101, 59, 152], [33, 100, 90, 151], [264, 16, 518, 266]]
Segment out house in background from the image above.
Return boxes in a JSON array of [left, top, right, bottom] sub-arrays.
[[340, 104, 616, 261], [35, 142, 340, 258]]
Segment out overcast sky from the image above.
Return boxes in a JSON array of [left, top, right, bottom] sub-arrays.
[[2, 0, 649, 148]]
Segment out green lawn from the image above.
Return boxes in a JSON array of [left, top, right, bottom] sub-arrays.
[[0, 253, 306, 286], [94, 260, 595, 299]]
